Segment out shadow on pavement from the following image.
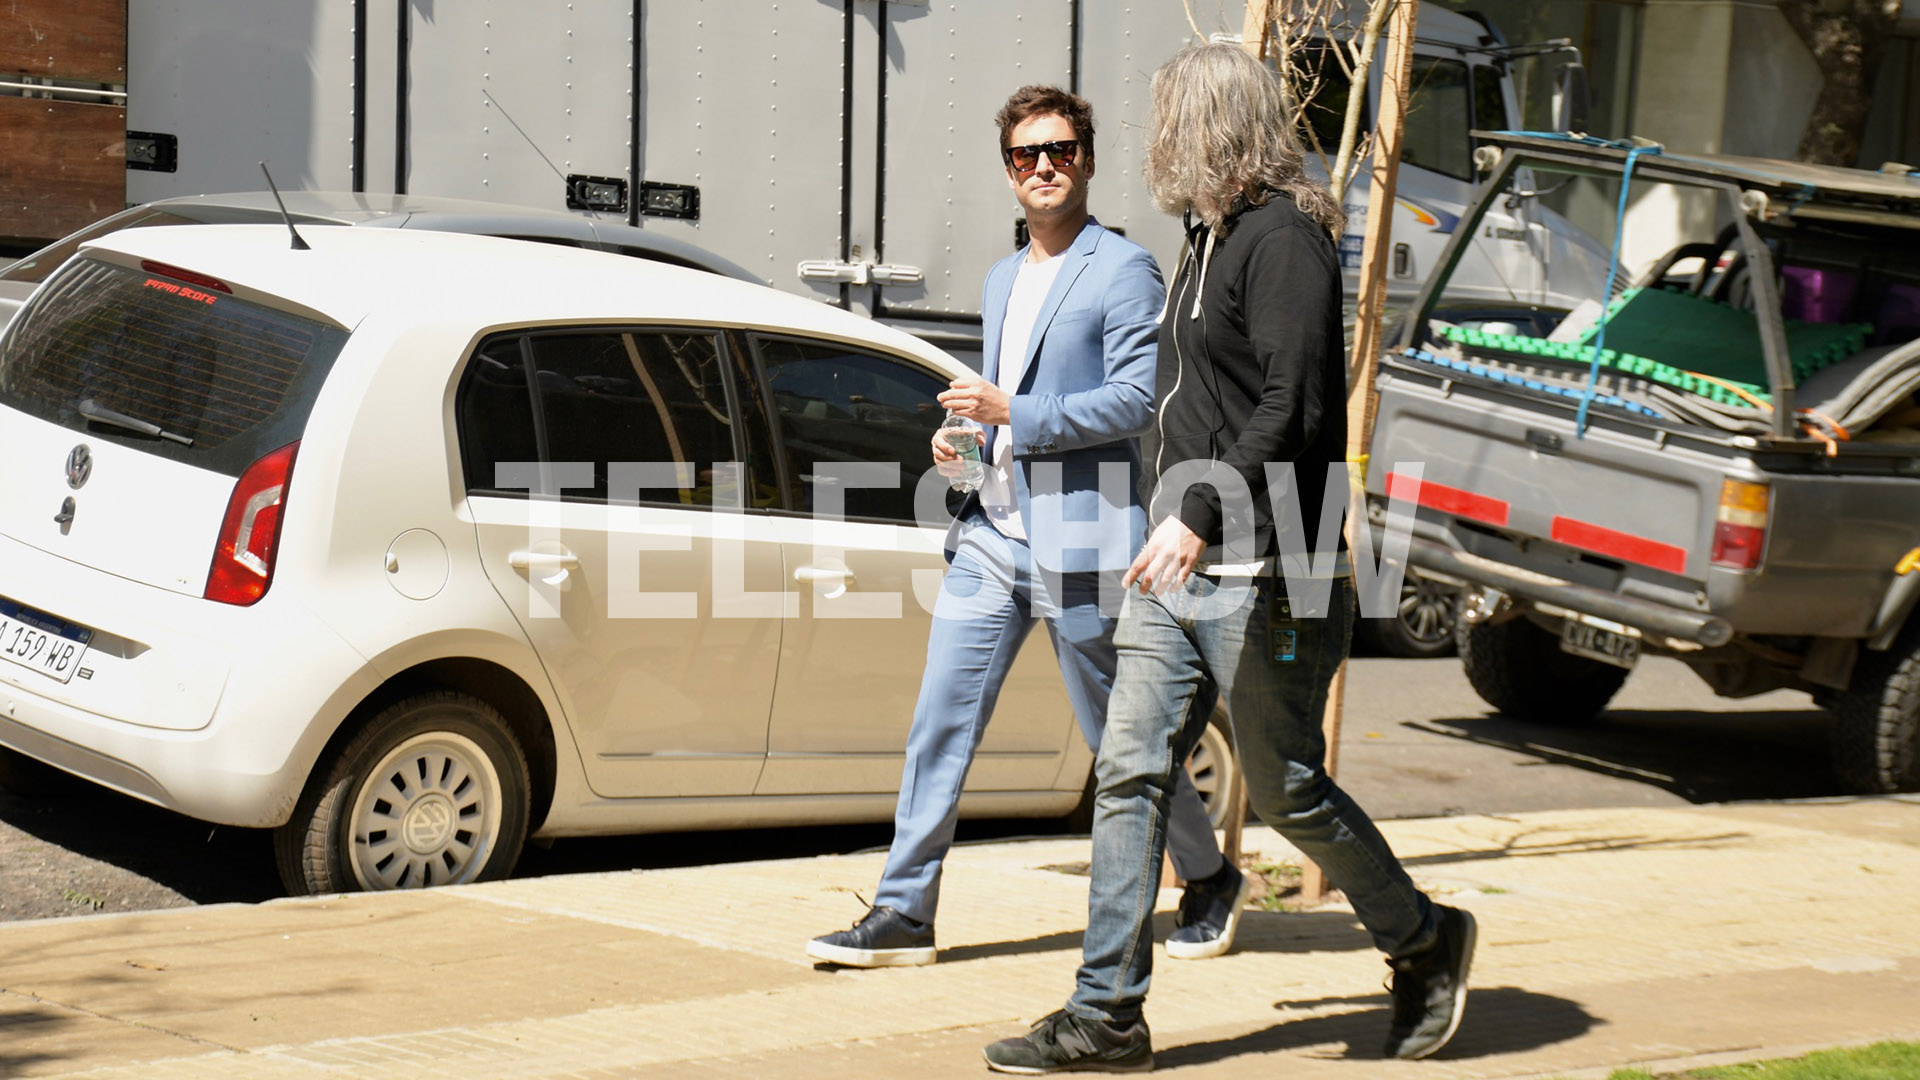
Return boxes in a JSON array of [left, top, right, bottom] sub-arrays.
[[927, 910, 1370, 965], [1157, 985, 1596, 1067], [1413, 702, 1844, 804], [0, 783, 279, 909], [0, 1002, 65, 1077]]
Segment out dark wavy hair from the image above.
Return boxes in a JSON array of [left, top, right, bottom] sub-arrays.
[[994, 85, 1096, 160]]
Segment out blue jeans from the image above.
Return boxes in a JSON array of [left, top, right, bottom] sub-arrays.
[[874, 515, 1225, 924], [1070, 573, 1437, 1022]]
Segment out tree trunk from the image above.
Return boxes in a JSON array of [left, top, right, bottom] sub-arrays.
[[1778, 0, 1902, 166]]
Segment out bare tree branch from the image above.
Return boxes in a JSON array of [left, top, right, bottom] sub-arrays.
[[1328, 0, 1396, 198]]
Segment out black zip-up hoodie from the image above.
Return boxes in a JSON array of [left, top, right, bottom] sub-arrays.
[[1139, 192, 1348, 565]]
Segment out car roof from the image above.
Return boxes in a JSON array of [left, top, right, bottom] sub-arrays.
[[20, 191, 761, 284], [76, 223, 958, 372]]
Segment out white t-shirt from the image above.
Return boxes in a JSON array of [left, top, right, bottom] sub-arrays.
[[979, 253, 1066, 541]]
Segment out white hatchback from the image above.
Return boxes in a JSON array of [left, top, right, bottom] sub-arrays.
[[0, 224, 1237, 895]]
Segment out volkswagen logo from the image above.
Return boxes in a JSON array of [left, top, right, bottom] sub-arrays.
[[65, 444, 92, 490]]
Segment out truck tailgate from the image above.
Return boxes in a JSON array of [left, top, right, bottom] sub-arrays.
[[1368, 356, 1727, 592]]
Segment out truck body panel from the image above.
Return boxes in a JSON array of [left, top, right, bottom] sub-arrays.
[[114, 2, 1602, 362]]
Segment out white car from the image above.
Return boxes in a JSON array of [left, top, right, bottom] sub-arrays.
[[0, 190, 760, 333], [0, 224, 1236, 895]]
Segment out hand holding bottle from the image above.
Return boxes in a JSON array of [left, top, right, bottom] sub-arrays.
[[935, 412, 986, 493]]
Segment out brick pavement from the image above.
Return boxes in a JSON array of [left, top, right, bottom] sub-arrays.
[[2, 797, 1917, 1079]]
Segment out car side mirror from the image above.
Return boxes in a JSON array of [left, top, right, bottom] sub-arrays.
[[1553, 62, 1591, 134]]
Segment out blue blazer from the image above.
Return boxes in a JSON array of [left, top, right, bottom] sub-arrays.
[[964, 218, 1161, 573]]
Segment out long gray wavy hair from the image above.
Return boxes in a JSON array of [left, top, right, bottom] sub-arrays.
[[1144, 43, 1345, 236]]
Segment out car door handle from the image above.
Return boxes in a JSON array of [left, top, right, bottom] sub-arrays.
[[509, 549, 580, 587], [794, 566, 855, 598]]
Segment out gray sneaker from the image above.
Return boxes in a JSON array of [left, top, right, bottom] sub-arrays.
[[1165, 862, 1251, 960], [806, 905, 935, 967], [1384, 905, 1477, 1059], [983, 1008, 1153, 1074]]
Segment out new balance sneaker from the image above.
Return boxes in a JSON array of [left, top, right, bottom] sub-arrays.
[[1164, 861, 1251, 960], [983, 1008, 1153, 1074], [806, 905, 935, 967], [1383, 905, 1478, 1059]]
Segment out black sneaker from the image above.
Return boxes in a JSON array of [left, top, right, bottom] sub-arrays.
[[983, 1009, 1153, 1074], [1165, 862, 1252, 960], [806, 905, 936, 967], [1384, 905, 1478, 1059]]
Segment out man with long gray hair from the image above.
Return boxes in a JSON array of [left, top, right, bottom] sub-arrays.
[[984, 43, 1476, 1074]]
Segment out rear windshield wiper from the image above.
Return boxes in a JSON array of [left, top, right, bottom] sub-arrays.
[[77, 398, 194, 446]]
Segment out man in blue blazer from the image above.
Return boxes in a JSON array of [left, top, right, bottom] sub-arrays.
[[808, 86, 1247, 969]]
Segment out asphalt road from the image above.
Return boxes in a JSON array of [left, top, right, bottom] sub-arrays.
[[0, 653, 1837, 922]]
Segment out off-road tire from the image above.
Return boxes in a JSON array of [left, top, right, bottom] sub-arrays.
[[1458, 616, 1628, 723], [275, 692, 531, 896], [1829, 636, 1920, 794]]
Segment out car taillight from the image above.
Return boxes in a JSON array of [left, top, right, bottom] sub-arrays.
[[1710, 478, 1769, 571], [205, 441, 299, 606]]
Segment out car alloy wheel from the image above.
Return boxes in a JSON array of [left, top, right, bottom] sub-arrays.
[[1187, 708, 1240, 829]]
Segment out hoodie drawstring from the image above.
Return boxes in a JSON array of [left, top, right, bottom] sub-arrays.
[[1190, 226, 1216, 320]]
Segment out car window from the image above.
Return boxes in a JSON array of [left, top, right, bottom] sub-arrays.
[[752, 336, 946, 523], [457, 337, 539, 496], [1291, 41, 1365, 160], [1471, 63, 1508, 141], [1402, 58, 1473, 182], [459, 329, 742, 505], [0, 256, 349, 476]]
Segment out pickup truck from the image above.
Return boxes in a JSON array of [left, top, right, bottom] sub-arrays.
[[1367, 133, 1920, 794]]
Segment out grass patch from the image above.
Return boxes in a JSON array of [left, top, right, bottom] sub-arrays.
[[1244, 860, 1301, 911], [1593, 1041, 1920, 1080]]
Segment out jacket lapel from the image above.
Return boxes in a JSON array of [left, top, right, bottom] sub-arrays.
[[980, 254, 1020, 387], [1015, 220, 1101, 394]]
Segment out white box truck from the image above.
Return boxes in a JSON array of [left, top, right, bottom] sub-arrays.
[[118, 1, 1608, 363]]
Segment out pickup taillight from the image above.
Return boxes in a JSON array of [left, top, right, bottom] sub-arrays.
[[1710, 479, 1769, 571], [205, 441, 299, 606]]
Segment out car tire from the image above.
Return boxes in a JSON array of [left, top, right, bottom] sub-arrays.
[[1829, 635, 1920, 794], [1359, 573, 1459, 658], [1061, 707, 1240, 833], [1458, 617, 1627, 723], [275, 692, 531, 896]]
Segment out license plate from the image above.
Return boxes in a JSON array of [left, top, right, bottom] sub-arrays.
[[0, 595, 93, 684], [1559, 615, 1640, 669]]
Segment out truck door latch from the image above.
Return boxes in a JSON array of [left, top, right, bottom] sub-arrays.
[[798, 260, 925, 287]]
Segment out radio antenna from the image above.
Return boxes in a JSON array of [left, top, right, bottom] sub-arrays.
[[482, 89, 601, 220], [258, 162, 311, 250]]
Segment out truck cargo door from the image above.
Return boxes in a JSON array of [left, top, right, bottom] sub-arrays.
[[870, 4, 1076, 327], [633, 3, 849, 298], [1, 1, 126, 245], [401, 4, 634, 217]]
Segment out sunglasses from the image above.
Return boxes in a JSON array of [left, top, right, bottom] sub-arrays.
[[1003, 139, 1082, 172]]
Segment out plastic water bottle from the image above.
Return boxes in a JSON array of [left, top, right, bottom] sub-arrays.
[[939, 411, 985, 493]]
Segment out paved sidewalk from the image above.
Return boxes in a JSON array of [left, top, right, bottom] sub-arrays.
[[3, 797, 1918, 1079]]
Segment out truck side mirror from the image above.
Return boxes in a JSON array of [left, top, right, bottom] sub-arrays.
[[1553, 62, 1591, 134]]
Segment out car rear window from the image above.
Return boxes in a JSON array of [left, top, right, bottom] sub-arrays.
[[0, 256, 349, 476]]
